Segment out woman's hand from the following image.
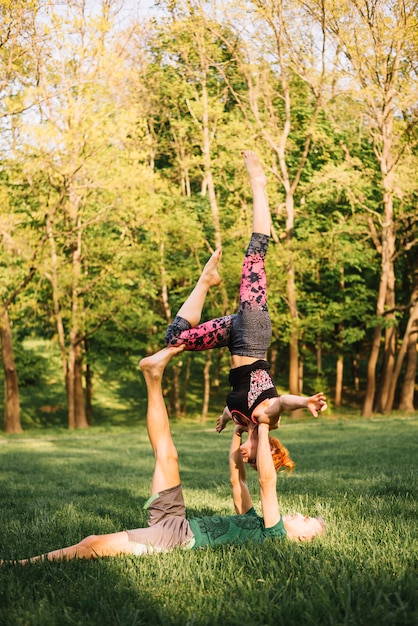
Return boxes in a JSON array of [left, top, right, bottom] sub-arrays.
[[306, 392, 328, 417], [234, 423, 246, 437], [216, 406, 232, 433]]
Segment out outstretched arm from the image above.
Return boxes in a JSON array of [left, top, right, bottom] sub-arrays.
[[261, 392, 327, 422], [257, 423, 281, 528], [229, 425, 253, 514]]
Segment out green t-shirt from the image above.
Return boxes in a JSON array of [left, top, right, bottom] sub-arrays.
[[188, 507, 287, 549]]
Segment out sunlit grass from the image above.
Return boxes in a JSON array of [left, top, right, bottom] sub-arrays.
[[0, 416, 417, 626]]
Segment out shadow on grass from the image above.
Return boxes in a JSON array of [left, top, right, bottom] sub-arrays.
[[0, 418, 417, 625]]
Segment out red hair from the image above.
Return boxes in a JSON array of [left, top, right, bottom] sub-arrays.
[[269, 436, 295, 473]]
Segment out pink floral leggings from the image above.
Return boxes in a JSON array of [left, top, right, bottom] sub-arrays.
[[165, 233, 269, 352]]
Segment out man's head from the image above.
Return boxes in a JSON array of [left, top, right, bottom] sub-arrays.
[[282, 513, 326, 541]]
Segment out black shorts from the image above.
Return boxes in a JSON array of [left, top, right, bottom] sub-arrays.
[[227, 360, 279, 423]]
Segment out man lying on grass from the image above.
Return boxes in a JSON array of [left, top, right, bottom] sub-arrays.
[[3, 346, 325, 565]]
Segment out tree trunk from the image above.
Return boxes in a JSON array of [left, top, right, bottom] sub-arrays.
[[181, 353, 191, 415], [316, 337, 322, 375], [398, 325, 417, 412], [362, 193, 394, 416], [84, 339, 92, 424], [393, 268, 418, 412], [335, 354, 344, 407], [375, 194, 397, 412], [269, 343, 278, 380], [1, 306, 23, 434], [74, 341, 88, 429], [362, 325, 382, 417], [67, 338, 76, 430], [200, 76, 228, 314], [171, 364, 182, 416], [383, 298, 418, 413], [288, 265, 300, 394], [67, 338, 89, 430], [46, 207, 68, 383], [352, 352, 360, 392], [201, 350, 212, 424]]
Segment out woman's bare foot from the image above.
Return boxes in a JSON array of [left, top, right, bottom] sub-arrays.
[[201, 247, 222, 287], [242, 150, 267, 189], [139, 345, 184, 379]]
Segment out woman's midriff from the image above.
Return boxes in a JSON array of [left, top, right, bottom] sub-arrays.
[[230, 354, 267, 369]]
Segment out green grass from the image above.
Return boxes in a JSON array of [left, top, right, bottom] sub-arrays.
[[0, 416, 417, 626]]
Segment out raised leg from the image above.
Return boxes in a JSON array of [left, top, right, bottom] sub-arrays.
[[176, 247, 222, 327], [11, 346, 184, 565], [242, 150, 270, 236], [139, 345, 184, 494], [238, 152, 271, 313]]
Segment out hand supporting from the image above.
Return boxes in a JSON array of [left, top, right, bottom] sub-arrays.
[[229, 426, 252, 514], [216, 406, 232, 433], [256, 423, 280, 528]]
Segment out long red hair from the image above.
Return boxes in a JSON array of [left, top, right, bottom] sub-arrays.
[[269, 436, 295, 473]]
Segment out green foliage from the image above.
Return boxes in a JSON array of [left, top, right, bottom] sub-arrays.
[[1, 0, 417, 429]]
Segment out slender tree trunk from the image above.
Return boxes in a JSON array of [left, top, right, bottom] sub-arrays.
[[74, 341, 88, 428], [383, 298, 418, 413], [335, 354, 344, 407], [1, 306, 22, 434], [201, 351, 212, 424], [67, 187, 89, 429], [394, 268, 418, 412], [85, 360, 93, 424], [316, 337, 322, 375], [362, 325, 383, 417], [84, 338, 92, 423], [285, 188, 299, 394], [398, 326, 417, 412], [269, 343, 278, 380], [352, 352, 360, 392], [375, 188, 396, 411], [181, 353, 191, 416], [46, 207, 68, 385], [361, 36, 398, 415], [158, 241, 182, 416], [362, 193, 394, 416], [67, 337, 76, 430], [213, 351, 222, 391], [288, 266, 300, 394], [200, 77, 228, 314]]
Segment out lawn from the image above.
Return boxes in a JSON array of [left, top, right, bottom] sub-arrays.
[[0, 415, 417, 626]]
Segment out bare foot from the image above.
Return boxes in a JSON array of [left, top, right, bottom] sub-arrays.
[[242, 150, 267, 189], [201, 247, 222, 287], [139, 345, 184, 379]]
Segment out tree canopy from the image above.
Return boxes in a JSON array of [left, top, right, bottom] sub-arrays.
[[1, 0, 417, 431]]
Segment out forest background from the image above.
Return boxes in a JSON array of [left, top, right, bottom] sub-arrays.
[[0, 0, 417, 434]]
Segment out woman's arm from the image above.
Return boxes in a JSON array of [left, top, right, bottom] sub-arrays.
[[229, 425, 253, 514], [262, 392, 327, 420], [256, 423, 281, 528], [279, 392, 327, 416], [216, 406, 233, 433]]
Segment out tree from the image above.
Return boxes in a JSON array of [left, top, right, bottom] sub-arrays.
[[0, 0, 42, 432], [135, 1, 249, 418], [15, 0, 158, 428], [201, 0, 334, 394], [308, 0, 418, 415], [0, 169, 46, 433]]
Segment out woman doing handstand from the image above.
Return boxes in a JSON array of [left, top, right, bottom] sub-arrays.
[[164, 151, 327, 472]]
